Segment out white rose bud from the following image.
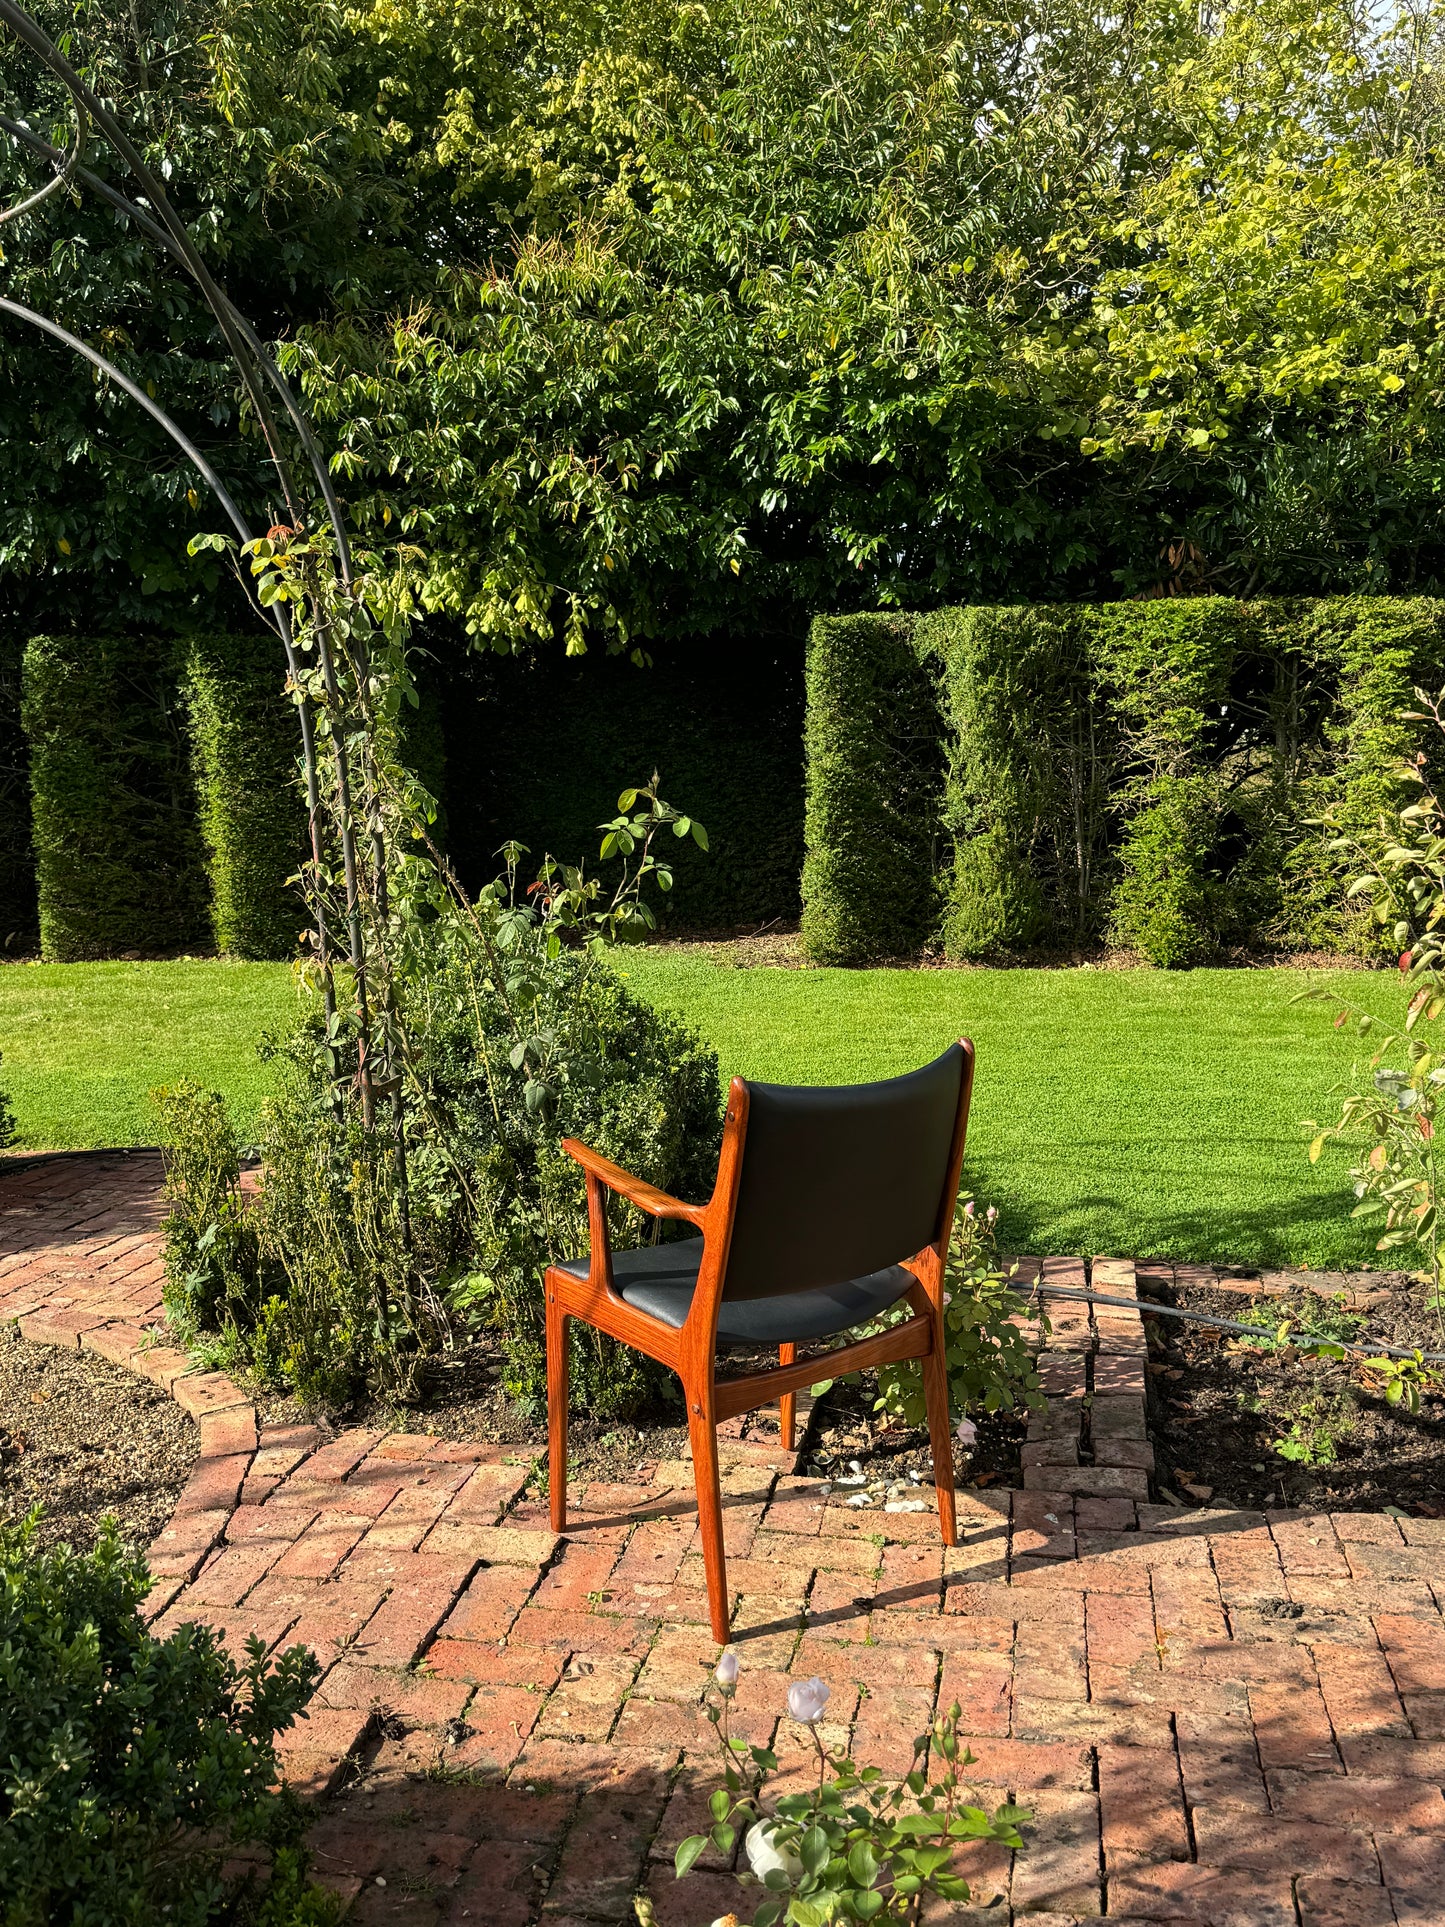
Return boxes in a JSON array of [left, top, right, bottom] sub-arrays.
[[956, 1417, 978, 1448], [787, 1676, 831, 1724], [715, 1649, 739, 1687]]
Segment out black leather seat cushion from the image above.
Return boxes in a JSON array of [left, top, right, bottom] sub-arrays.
[[555, 1239, 913, 1347]]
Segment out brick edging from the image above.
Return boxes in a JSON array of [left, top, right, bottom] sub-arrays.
[[1019, 1254, 1155, 1502], [11, 1304, 258, 1614]]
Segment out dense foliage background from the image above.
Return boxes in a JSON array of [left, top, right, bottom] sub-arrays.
[[2, 0, 1444, 657]]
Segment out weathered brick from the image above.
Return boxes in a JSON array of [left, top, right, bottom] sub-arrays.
[[1098, 1744, 1189, 1871], [1250, 1681, 1341, 1771], [1268, 1769, 1445, 1832], [1297, 1876, 1398, 1927], [173, 1371, 250, 1418], [174, 1454, 250, 1517], [1009, 1789, 1101, 1917], [1109, 1862, 1295, 1925], [949, 1736, 1092, 1790], [198, 1406, 259, 1458], [1313, 1640, 1411, 1741], [1175, 1711, 1268, 1812], [1193, 1805, 1379, 1881]]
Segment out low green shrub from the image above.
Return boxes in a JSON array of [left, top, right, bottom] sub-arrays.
[[154, 1078, 261, 1343], [0, 1046, 16, 1149], [869, 1202, 1044, 1430], [156, 786, 724, 1414], [675, 1662, 1028, 1924], [0, 1514, 331, 1926], [184, 633, 306, 961], [21, 632, 210, 961], [801, 614, 944, 964]]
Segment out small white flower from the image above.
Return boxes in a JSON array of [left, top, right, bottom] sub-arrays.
[[956, 1417, 978, 1448], [715, 1649, 739, 1686], [787, 1676, 831, 1724], [745, 1821, 802, 1886]]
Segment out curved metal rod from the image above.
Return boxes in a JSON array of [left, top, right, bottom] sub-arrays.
[[0, 0, 310, 534], [0, 113, 354, 587], [1024, 1280, 1445, 1365], [0, 290, 339, 1024], [0, 100, 82, 225], [0, 292, 255, 544]]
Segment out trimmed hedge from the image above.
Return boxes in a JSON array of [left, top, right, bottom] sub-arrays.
[[802, 596, 1445, 966], [0, 629, 37, 954], [184, 632, 306, 960], [919, 604, 1106, 959], [800, 614, 944, 964], [437, 632, 804, 931], [22, 632, 210, 962]]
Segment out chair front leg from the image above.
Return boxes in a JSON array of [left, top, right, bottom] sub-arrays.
[[684, 1372, 730, 1644], [546, 1277, 570, 1533], [907, 1255, 958, 1548], [920, 1316, 958, 1547], [778, 1341, 796, 1453]]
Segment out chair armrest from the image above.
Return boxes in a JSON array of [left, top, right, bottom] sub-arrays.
[[561, 1139, 707, 1227]]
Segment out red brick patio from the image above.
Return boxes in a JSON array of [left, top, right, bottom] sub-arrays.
[[2, 1149, 1443, 1925]]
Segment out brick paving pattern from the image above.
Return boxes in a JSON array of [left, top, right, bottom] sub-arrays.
[[3, 1150, 1444, 1924]]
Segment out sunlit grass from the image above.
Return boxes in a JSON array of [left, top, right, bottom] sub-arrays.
[[0, 953, 1404, 1269]]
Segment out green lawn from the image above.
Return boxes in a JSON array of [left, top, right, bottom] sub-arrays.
[[0, 960, 301, 1152], [615, 954, 1402, 1272], [0, 954, 1406, 1270]]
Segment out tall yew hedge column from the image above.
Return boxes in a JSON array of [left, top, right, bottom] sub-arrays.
[[21, 633, 209, 961], [800, 614, 942, 965], [184, 633, 305, 959]]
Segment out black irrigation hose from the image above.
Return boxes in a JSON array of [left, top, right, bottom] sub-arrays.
[[1018, 1281, 1445, 1365]]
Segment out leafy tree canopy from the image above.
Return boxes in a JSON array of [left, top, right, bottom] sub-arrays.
[[1, 0, 1442, 645]]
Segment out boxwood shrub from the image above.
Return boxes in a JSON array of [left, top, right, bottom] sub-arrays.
[[0, 1514, 332, 1925]]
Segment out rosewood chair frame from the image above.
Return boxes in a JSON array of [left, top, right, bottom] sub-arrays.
[[544, 1040, 976, 1644]]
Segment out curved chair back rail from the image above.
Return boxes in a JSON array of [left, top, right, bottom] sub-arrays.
[[545, 1040, 976, 1643]]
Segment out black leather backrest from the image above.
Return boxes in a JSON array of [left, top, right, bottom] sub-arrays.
[[720, 1045, 965, 1302]]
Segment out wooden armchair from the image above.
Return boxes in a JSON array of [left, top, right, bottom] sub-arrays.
[[544, 1042, 975, 1643]]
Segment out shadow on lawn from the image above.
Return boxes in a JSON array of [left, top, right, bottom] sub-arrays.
[[991, 1185, 1374, 1272]]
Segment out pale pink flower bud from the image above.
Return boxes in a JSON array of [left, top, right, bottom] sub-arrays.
[[787, 1676, 831, 1724], [715, 1650, 739, 1686]]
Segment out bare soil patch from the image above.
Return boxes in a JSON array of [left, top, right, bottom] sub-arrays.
[[1140, 1270, 1445, 1514], [0, 1326, 198, 1551]]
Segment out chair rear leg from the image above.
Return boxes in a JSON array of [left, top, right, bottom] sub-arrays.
[[921, 1330, 958, 1546], [778, 1342, 796, 1453], [686, 1392, 731, 1644], [546, 1285, 570, 1533]]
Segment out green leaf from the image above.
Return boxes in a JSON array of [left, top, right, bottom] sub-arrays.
[[710, 1788, 731, 1821], [800, 1825, 830, 1877], [674, 1834, 708, 1878], [847, 1839, 879, 1887]]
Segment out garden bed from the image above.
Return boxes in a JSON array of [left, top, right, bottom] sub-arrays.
[[799, 1370, 1027, 1493], [1140, 1270, 1445, 1515], [0, 1326, 198, 1551]]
